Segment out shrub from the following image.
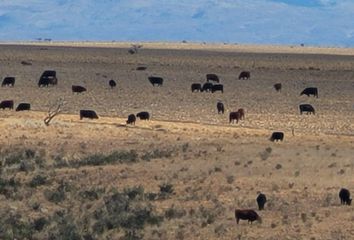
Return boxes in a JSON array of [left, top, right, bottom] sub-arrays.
[[165, 205, 187, 220], [71, 150, 138, 167], [33, 217, 48, 231], [29, 175, 47, 188]]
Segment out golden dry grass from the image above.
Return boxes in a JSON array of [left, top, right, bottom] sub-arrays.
[[0, 44, 353, 239]]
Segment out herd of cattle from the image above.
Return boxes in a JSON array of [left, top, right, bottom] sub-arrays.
[[0, 64, 351, 226], [237, 188, 351, 224], [0, 68, 321, 142]]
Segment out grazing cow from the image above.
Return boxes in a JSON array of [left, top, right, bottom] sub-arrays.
[[206, 74, 220, 83], [217, 102, 224, 114], [274, 83, 282, 92], [136, 111, 150, 120], [148, 76, 163, 86], [212, 84, 224, 93], [16, 103, 31, 111], [229, 111, 241, 124], [38, 70, 57, 87], [0, 100, 14, 110], [202, 82, 213, 92], [72, 85, 87, 93], [235, 209, 262, 224], [339, 188, 352, 205], [270, 132, 284, 142], [300, 87, 318, 98], [238, 108, 245, 120], [1, 77, 15, 87], [126, 114, 136, 125], [80, 110, 99, 120], [299, 104, 315, 115], [109, 80, 116, 89], [239, 71, 250, 80], [256, 193, 267, 210], [191, 83, 202, 92], [136, 66, 147, 71]]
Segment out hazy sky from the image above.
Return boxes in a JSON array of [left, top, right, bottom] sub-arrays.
[[0, 0, 353, 46]]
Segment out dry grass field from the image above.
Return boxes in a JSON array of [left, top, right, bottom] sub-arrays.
[[0, 43, 353, 239]]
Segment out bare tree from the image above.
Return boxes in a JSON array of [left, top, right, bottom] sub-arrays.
[[128, 44, 143, 54], [44, 98, 65, 126]]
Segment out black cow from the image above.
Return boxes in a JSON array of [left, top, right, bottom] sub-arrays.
[[217, 102, 224, 114], [191, 83, 202, 92], [136, 111, 150, 120], [38, 70, 57, 87], [229, 112, 241, 124], [0, 100, 14, 110], [80, 110, 99, 120], [256, 193, 267, 210], [235, 209, 262, 224], [270, 132, 284, 142], [339, 188, 352, 205], [149, 76, 163, 86], [109, 80, 116, 89], [206, 74, 220, 83], [212, 84, 224, 93], [239, 71, 250, 80], [300, 87, 318, 98], [16, 103, 31, 111], [136, 66, 147, 71], [72, 85, 87, 93], [1, 77, 15, 87], [202, 82, 213, 92], [299, 104, 315, 115], [126, 114, 136, 125], [274, 83, 282, 92]]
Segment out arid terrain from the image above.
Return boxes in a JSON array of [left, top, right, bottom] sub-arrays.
[[0, 43, 353, 239]]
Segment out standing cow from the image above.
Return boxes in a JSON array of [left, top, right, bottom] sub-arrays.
[[256, 193, 267, 210], [126, 114, 136, 125], [239, 71, 250, 80], [148, 77, 163, 86], [212, 84, 223, 93], [109, 80, 117, 89], [238, 108, 245, 120], [202, 82, 213, 92], [300, 87, 318, 98], [191, 83, 202, 92], [299, 104, 315, 115], [16, 103, 31, 111], [0, 100, 14, 110], [80, 110, 99, 120], [229, 112, 241, 124], [270, 132, 284, 142], [339, 188, 352, 205], [217, 102, 224, 114], [274, 83, 282, 92], [206, 74, 220, 83], [1, 77, 15, 87], [136, 111, 150, 120], [235, 209, 262, 224]]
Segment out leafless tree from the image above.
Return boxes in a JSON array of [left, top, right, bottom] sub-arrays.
[[44, 98, 65, 126], [128, 44, 143, 54]]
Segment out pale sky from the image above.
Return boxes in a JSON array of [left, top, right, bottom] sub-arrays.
[[0, 0, 353, 46]]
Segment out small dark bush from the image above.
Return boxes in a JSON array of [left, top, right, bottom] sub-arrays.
[[124, 186, 144, 200], [165, 205, 187, 220], [71, 150, 138, 167], [29, 175, 47, 188], [33, 217, 48, 231]]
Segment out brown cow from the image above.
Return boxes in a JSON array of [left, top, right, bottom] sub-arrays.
[[238, 108, 245, 120], [235, 209, 262, 224]]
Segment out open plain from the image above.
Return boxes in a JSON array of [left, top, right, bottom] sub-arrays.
[[0, 43, 353, 239]]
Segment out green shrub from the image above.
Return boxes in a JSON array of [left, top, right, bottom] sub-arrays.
[[29, 175, 47, 188], [71, 150, 138, 167]]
